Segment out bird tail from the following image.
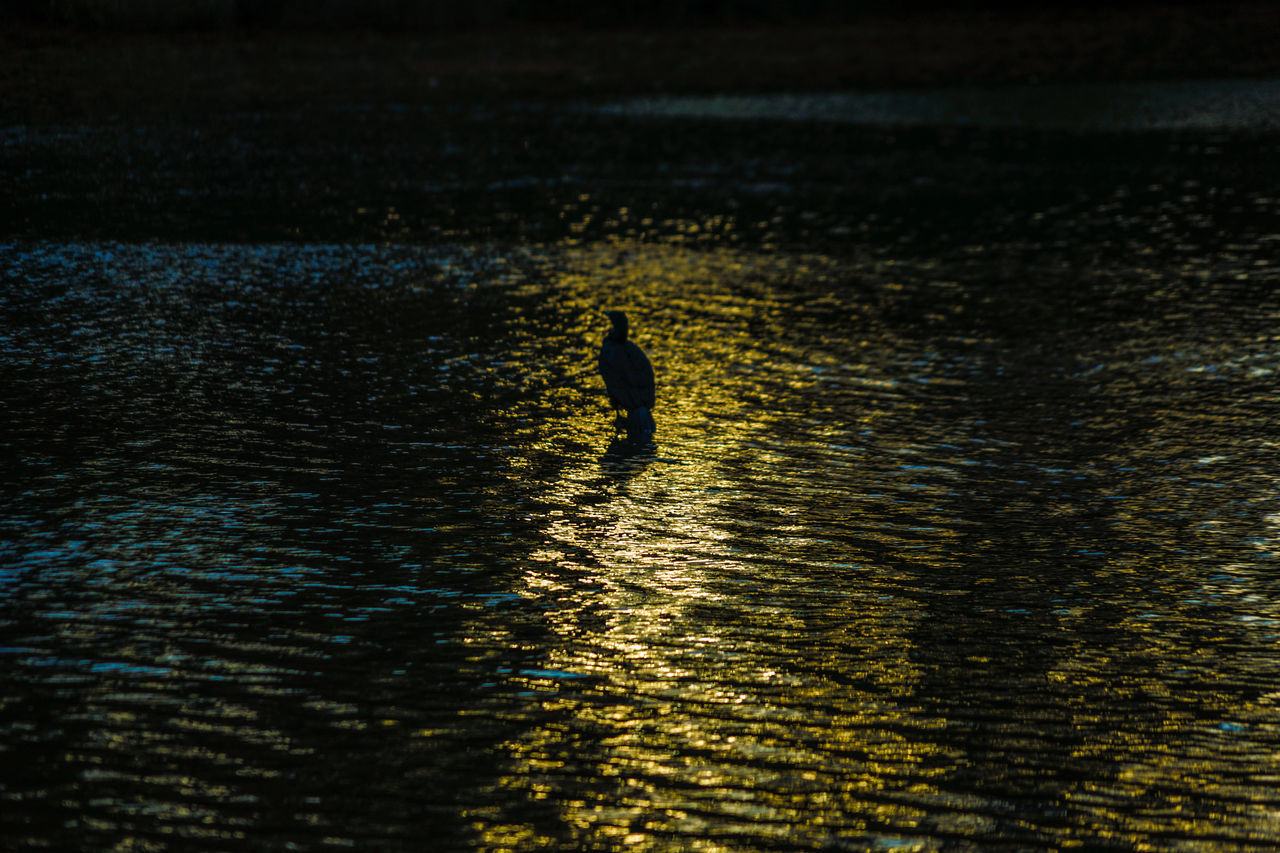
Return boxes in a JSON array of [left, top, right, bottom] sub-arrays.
[[627, 407, 656, 440]]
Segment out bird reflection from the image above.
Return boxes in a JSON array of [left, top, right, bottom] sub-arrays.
[[598, 310, 656, 443], [599, 432, 656, 480]]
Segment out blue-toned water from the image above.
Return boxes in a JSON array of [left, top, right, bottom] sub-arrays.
[[598, 78, 1280, 130], [4, 89, 1280, 851]]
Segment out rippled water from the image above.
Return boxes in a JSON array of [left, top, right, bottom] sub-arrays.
[[5, 101, 1280, 851]]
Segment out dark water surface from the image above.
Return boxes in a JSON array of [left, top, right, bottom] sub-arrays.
[[601, 78, 1280, 130], [4, 97, 1280, 851]]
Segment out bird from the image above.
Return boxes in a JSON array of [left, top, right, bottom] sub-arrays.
[[598, 310, 656, 441]]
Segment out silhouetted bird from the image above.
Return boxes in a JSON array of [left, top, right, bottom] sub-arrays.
[[598, 310, 656, 441]]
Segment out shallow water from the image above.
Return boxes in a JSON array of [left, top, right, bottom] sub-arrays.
[[4, 99, 1280, 851]]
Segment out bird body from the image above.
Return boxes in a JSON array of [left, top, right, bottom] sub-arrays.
[[599, 311, 656, 440]]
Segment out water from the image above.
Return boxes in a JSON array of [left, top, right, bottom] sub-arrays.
[[4, 94, 1280, 851], [599, 78, 1280, 131]]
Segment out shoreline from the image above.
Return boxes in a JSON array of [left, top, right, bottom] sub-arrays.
[[5, 4, 1279, 123]]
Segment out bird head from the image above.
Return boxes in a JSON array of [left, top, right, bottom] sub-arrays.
[[604, 310, 629, 340]]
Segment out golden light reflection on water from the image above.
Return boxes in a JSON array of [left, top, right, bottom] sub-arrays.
[[479, 241, 966, 850]]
